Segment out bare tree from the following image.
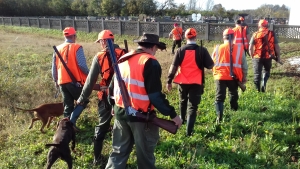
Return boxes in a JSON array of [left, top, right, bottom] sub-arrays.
[[205, 0, 214, 11], [187, 0, 198, 10]]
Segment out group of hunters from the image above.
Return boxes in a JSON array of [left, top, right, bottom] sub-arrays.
[[52, 17, 281, 168]]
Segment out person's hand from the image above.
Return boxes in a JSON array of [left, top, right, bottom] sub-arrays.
[[76, 100, 83, 105], [111, 109, 115, 116], [166, 83, 172, 92], [171, 115, 182, 129]]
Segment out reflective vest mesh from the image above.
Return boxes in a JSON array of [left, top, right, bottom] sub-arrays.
[[55, 43, 87, 85], [114, 52, 155, 112], [212, 43, 243, 82], [253, 28, 275, 59], [233, 26, 249, 49], [173, 49, 203, 85], [97, 48, 126, 99]]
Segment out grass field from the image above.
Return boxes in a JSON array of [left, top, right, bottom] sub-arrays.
[[1, 25, 300, 169]]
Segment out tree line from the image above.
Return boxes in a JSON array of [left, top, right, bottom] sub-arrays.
[[0, 0, 289, 20]]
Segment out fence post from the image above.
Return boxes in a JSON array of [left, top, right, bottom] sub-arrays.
[[119, 20, 122, 35], [137, 21, 140, 36], [48, 18, 51, 29], [18, 17, 20, 26], [87, 20, 90, 33], [72, 19, 75, 29], [37, 18, 40, 28], [60, 19, 63, 30], [28, 18, 30, 27], [269, 23, 274, 31], [157, 22, 160, 36], [101, 19, 104, 30], [205, 22, 209, 41]]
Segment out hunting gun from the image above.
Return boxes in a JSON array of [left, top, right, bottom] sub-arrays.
[[106, 38, 178, 134], [229, 36, 246, 92]]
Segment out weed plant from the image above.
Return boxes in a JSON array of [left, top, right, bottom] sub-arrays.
[[0, 26, 300, 169]]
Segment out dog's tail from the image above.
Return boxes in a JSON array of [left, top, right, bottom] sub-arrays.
[[15, 107, 37, 112], [45, 144, 60, 147]]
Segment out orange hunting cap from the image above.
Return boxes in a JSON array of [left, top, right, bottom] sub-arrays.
[[174, 23, 178, 27], [223, 28, 234, 36], [258, 19, 268, 27], [185, 28, 197, 39], [63, 27, 76, 36], [239, 17, 245, 21], [95, 30, 114, 43]]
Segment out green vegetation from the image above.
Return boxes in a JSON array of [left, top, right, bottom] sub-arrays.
[[0, 25, 300, 169]]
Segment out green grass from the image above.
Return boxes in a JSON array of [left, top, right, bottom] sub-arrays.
[[1, 25, 300, 169]]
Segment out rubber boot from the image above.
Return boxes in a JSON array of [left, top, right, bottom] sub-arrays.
[[93, 140, 103, 165], [70, 104, 85, 126], [186, 111, 196, 136], [261, 72, 270, 92], [215, 102, 224, 124]]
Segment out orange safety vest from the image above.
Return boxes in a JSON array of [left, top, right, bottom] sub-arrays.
[[173, 49, 203, 85], [252, 28, 275, 59], [97, 47, 126, 99], [233, 25, 249, 50], [55, 43, 87, 85], [171, 27, 183, 40], [114, 51, 154, 113], [212, 43, 243, 82]]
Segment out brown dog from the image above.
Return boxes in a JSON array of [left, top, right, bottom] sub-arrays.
[[15, 102, 63, 133], [45, 118, 76, 169]]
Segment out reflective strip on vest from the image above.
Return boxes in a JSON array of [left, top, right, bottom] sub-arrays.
[[233, 26, 249, 49]]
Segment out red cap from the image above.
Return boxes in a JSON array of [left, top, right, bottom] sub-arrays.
[[95, 30, 114, 43], [185, 28, 197, 39], [223, 28, 234, 36], [63, 27, 76, 36], [174, 23, 178, 27], [258, 19, 268, 27]]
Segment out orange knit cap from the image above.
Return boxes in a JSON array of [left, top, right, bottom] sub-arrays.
[[185, 28, 197, 39]]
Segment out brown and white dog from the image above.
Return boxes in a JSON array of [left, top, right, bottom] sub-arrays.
[[15, 102, 63, 133], [45, 118, 76, 169]]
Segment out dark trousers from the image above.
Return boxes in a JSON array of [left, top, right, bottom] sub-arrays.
[[172, 39, 182, 53], [95, 99, 113, 141], [252, 58, 272, 92], [60, 83, 83, 117], [215, 80, 239, 111], [178, 84, 203, 136]]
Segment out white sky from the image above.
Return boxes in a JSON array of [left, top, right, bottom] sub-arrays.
[[158, 0, 293, 10]]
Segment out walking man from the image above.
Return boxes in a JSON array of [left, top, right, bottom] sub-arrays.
[[166, 28, 214, 136], [105, 33, 182, 169], [232, 19, 250, 56], [75, 30, 126, 165], [52, 27, 89, 119], [169, 23, 183, 54], [249, 19, 281, 92], [212, 28, 248, 123]]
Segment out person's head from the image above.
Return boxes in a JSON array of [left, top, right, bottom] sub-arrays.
[[134, 33, 166, 55], [63, 27, 76, 42], [174, 23, 179, 27], [95, 30, 114, 49], [185, 28, 197, 41], [223, 28, 234, 42], [258, 19, 268, 28]]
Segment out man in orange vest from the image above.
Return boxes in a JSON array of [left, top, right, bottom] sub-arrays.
[[52, 27, 89, 118], [166, 28, 214, 136], [75, 30, 126, 165], [249, 19, 281, 92], [212, 28, 248, 124], [233, 19, 250, 56], [169, 23, 183, 54], [105, 33, 182, 169]]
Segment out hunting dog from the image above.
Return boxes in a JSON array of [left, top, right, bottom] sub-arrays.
[[45, 118, 76, 169], [15, 102, 63, 133]]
